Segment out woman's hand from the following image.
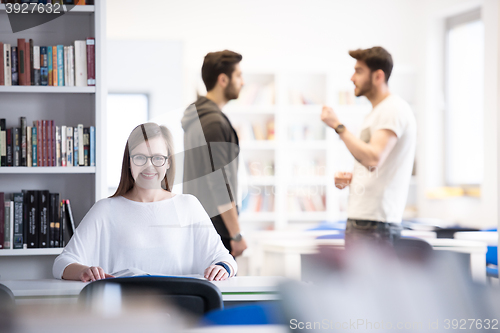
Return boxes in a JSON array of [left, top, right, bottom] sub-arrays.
[[204, 265, 229, 281], [79, 266, 114, 282]]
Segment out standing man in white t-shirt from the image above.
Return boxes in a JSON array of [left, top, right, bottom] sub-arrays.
[[321, 46, 416, 247]]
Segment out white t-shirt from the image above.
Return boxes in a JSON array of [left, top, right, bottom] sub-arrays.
[[347, 94, 416, 223], [53, 194, 237, 279]]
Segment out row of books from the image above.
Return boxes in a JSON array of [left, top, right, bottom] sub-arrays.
[[291, 160, 326, 177], [288, 123, 326, 141], [0, 117, 96, 167], [246, 160, 275, 177], [0, 38, 95, 87], [287, 193, 326, 212], [241, 192, 275, 213], [0, 1, 93, 4], [0, 191, 76, 250], [234, 120, 275, 141], [231, 82, 275, 106]]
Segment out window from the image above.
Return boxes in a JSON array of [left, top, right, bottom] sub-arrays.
[[444, 9, 484, 187], [106, 94, 149, 196]]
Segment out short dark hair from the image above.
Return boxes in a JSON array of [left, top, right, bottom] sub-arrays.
[[349, 46, 393, 83], [202, 50, 242, 92]]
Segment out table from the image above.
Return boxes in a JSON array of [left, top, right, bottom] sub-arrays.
[[0, 276, 284, 305], [260, 236, 487, 283], [454, 231, 498, 246]]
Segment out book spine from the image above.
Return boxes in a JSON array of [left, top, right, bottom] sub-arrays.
[[27, 190, 37, 248], [52, 46, 57, 86], [13, 127, 20, 167], [40, 46, 48, 86], [77, 124, 84, 166], [20, 117, 26, 166], [63, 46, 68, 87], [41, 120, 47, 166], [57, 45, 64, 86], [56, 126, 61, 166], [47, 120, 53, 167], [66, 127, 73, 167], [13, 192, 24, 249], [6, 128, 12, 167], [36, 120, 42, 167], [47, 46, 52, 86], [4, 44, 11, 86], [75, 0, 85, 4], [4, 201, 11, 249], [60, 200, 65, 247], [90, 126, 95, 166], [83, 127, 89, 166], [73, 128, 78, 166], [27, 125, 32, 167], [0, 192, 4, 249], [25, 41, 31, 86], [51, 120, 55, 166], [49, 193, 56, 247], [69, 45, 75, 86], [86, 38, 95, 86], [0, 42, 4, 85], [65, 199, 76, 236], [74, 40, 87, 87], [11, 46, 18, 86], [32, 126, 37, 167], [61, 125, 66, 167], [29, 39, 34, 85], [0, 118, 5, 166], [17, 39, 25, 86], [38, 190, 49, 248], [33, 45, 41, 86], [54, 193, 60, 248]]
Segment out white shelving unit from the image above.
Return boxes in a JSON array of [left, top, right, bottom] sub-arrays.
[[0, 3, 105, 280]]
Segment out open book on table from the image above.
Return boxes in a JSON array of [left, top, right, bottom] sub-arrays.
[[110, 268, 204, 279]]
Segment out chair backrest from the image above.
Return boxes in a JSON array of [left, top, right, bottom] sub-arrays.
[[0, 284, 15, 309], [78, 276, 223, 317]]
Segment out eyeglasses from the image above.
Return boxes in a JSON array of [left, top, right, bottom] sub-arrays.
[[130, 154, 168, 167]]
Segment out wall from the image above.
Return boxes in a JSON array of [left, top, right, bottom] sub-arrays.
[[417, 0, 498, 228]]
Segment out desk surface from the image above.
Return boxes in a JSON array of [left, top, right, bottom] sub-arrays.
[[454, 231, 498, 246], [0, 276, 284, 302]]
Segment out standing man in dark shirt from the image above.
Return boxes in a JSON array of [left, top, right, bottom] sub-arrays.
[[181, 50, 247, 257]]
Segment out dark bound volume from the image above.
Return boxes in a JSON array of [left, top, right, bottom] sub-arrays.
[[38, 190, 50, 248], [12, 192, 24, 249], [60, 200, 66, 247], [20, 116, 27, 166], [0, 42, 4, 86], [26, 190, 38, 248], [25, 41, 31, 86], [11, 46, 18, 85], [13, 127, 20, 167], [86, 38, 95, 86], [0, 192, 4, 249], [29, 39, 34, 86], [49, 193, 59, 248], [0, 118, 6, 166], [6, 128, 13, 166], [65, 199, 76, 236], [83, 127, 90, 166], [17, 39, 25, 86], [40, 46, 48, 86]]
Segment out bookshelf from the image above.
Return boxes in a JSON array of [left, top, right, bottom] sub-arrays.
[[0, 2, 105, 280]]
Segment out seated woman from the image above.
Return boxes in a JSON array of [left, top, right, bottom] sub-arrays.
[[53, 122, 237, 282]]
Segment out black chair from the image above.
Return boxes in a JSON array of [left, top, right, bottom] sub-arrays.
[[78, 276, 223, 318], [0, 284, 15, 309]]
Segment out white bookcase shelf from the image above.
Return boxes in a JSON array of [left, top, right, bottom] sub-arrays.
[[0, 1, 105, 280], [0, 167, 96, 174], [0, 248, 63, 256], [0, 86, 95, 93]]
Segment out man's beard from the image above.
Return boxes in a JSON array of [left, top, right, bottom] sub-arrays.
[[355, 75, 374, 97], [224, 80, 240, 100]]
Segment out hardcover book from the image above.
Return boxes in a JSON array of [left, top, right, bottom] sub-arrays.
[[13, 192, 24, 249], [38, 190, 50, 248], [11, 46, 18, 86], [26, 190, 38, 248]]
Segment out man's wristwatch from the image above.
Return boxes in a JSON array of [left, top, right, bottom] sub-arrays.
[[334, 123, 346, 134], [230, 233, 243, 242]]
